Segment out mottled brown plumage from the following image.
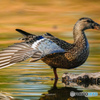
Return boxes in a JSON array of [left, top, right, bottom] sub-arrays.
[[42, 32, 89, 69]]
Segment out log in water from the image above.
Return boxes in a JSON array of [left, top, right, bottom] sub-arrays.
[[62, 72, 100, 88]]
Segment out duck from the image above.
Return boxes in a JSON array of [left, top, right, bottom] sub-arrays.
[[0, 17, 100, 80]]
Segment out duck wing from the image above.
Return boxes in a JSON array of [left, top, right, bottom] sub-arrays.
[[43, 33, 73, 51], [0, 42, 42, 69], [16, 29, 73, 51], [30, 37, 66, 61], [0, 36, 66, 69]]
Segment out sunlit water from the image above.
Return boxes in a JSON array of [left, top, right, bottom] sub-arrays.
[[0, 32, 100, 100]]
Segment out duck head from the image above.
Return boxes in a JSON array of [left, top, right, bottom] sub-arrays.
[[74, 17, 100, 31]]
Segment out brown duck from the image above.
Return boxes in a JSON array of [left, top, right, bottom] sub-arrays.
[[0, 17, 100, 79]]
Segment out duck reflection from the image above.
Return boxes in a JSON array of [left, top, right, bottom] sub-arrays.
[[40, 87, 88, 100], [39, 80, 89, 100]]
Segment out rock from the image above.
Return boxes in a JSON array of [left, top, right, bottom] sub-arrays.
[[62, 72, 100, 89]]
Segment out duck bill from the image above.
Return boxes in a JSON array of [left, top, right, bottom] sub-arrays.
[[92, 22, 100, 30]]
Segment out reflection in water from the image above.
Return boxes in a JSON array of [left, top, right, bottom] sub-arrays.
[[40, 86, 89, 100], [39, 80, 89, 100]]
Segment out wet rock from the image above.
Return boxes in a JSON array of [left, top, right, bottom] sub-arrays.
[[62, 72, 100, 88]]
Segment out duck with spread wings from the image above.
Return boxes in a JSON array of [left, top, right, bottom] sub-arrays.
[[0, 17, 100, 79]]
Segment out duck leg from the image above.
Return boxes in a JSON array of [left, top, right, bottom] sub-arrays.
[[53, 68, 58, 80]]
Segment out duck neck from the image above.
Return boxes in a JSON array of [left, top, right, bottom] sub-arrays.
[[73, 25, 89, 48]]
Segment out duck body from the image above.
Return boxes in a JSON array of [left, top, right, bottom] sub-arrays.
[[42, 30, 89, 69], [0, 17, 100, 79]]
